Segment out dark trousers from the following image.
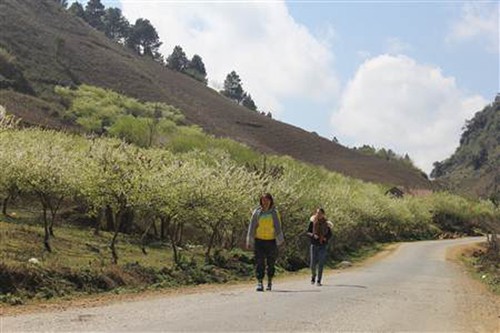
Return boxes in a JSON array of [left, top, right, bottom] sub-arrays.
[[310, 244, 327, 282], [254, 239, 278, 282]]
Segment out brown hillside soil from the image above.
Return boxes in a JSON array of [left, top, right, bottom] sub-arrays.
[[0, 0, 431, 188], [0, 90, 79, 130]]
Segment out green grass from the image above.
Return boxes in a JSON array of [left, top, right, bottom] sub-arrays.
[[336, 242, 387, 264], [0, 208, 257, 305], [0, 214, 174, 269], [459, 243, 500, 295], [0, 209, 395, 306]]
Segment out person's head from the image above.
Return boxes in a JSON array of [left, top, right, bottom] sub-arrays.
[[315, 207, 325, 219], [259, 193, 274, 210]]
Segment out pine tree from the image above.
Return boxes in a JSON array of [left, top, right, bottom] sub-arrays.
[[166, 46, 189, 71], [85, 0, 105, 31], [126, 19, 162, 59], [68, 2, 85, 19], [242, 93, 257, 111], [221, 71, 244, 104], [102, 8, 130, 44], [185, 54, 207, 84]]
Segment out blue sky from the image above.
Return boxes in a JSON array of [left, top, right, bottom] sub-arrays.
[[288, 2, 496, 98], [73, 0, 498, 174]]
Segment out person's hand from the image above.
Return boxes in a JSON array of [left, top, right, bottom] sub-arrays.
[[313, 234, 319, 239]]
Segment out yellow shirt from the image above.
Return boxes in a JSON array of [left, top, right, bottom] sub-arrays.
[[255, 211, 276, 240]]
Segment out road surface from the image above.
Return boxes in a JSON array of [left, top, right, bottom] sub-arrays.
[[2, 237, 499, 332]]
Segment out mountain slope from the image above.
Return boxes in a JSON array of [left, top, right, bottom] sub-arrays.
[[0, 0, 430, 188], [431, 95, 500, 199]]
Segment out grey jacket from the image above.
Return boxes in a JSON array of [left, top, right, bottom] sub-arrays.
[[246, 207, 285, 248]]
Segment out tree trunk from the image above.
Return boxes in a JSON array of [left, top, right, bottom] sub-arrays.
[[152, 219, 158, 237], [205, 228, 217, 261], [491, 233, 499, 253], [42, 203, 52, 252], [159, 216, 179, 266], [2, 195, 10, 216], [205, 221, 223, 260], [176, 222, 184, 246], [160, 217, 166, 241], [94, 208, 103, 236], [109, 210, 122, 264], [105, 205, 114, 231], [227, 226, 238, 250], [141, 217, 156, 255], [47, 195, 64, 238], [120, 207, 135, 234], [169, 228, 180, 267]]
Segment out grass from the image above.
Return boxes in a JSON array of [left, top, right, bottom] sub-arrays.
[[0, 207, 257, 306], [0, 210, 174, 269], [335, 242, 387, 265], [458, 242, 500, 295], [0, 206, 397, 306]]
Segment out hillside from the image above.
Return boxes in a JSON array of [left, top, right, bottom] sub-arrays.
[[431, 95, 500, 200], [0, 0, 431, 188]]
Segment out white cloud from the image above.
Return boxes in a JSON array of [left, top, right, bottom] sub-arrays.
[[121, 1, 339, 115], [448, 1, 499, 53], [331, 54, 488, 174]]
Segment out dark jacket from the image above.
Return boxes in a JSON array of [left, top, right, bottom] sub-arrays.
[[307, 219, 332, 246]]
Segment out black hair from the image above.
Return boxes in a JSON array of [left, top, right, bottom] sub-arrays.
[[259, 192, 274, 209]]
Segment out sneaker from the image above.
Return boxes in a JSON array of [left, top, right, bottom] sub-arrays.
[[256, 281, 264, 292], [316, 281, 322, 286], [266, 279, 272, 291], [311, 277, 316, 285]]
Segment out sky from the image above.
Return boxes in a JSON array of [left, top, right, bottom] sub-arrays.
[[74, 0, 498, 175]]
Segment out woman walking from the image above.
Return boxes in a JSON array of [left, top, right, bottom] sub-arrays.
[[246, 193, 284, 292], [307, 208, 332, 286]]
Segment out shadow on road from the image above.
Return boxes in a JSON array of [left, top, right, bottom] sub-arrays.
[[325, 284, 368, 289], [270, 289, 321, 293]]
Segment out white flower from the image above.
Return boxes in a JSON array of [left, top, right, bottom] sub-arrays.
[[28, 258, 40, 265]]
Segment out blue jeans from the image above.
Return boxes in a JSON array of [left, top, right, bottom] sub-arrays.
[[310, 244, 327, 282]]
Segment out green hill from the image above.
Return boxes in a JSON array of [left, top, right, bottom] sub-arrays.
[[0, 0, 430, 189], [1, 1, 499, 304], [431, 95, 500, 200]]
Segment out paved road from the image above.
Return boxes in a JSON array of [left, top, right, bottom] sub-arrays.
[[2, 237, 499, 332]]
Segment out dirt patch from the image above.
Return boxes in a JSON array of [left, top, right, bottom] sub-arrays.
[[446, 241, 485, 263], [446, 242, 500, 333]]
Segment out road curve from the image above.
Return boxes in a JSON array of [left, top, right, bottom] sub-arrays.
[[2, 237, 499, 332]]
